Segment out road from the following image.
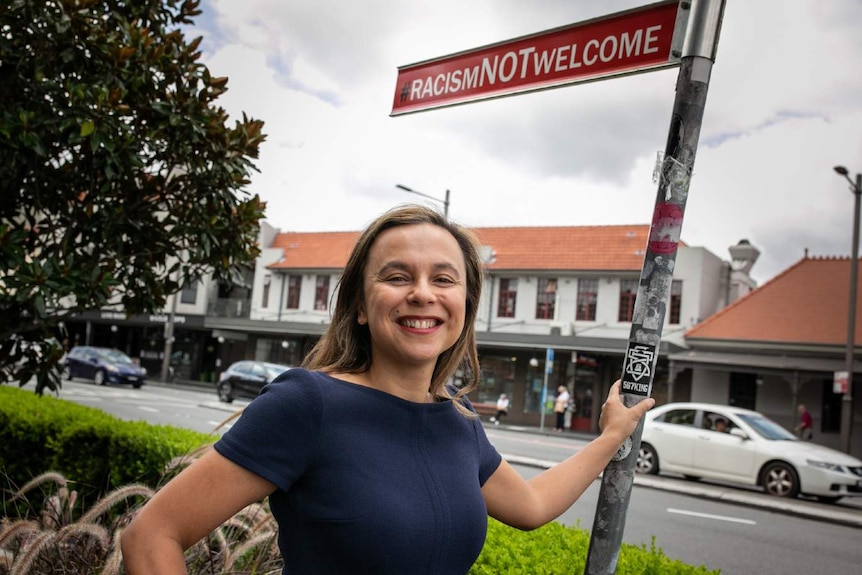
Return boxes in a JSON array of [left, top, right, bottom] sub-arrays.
[[42, 379, 862, 574]]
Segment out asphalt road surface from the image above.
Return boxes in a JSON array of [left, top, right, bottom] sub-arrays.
[[32, 379, 862, 574]]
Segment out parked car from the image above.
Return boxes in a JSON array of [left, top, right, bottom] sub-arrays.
[[636, 402, 862, 503], [217, 360, 293, 403], [64, 346, 146, 388]]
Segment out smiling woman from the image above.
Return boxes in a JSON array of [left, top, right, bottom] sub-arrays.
[[121, 205, 654, 575]]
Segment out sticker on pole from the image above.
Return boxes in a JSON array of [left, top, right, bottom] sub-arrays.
[[621, 343, 656, 396]]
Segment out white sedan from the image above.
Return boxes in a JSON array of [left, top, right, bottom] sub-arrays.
[[636, 402, 862, 503]]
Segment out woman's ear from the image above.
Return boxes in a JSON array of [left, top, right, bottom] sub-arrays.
[[357, 307, 367, 325]]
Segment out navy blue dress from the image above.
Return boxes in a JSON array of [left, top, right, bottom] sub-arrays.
[[214, 368, 502, 574]]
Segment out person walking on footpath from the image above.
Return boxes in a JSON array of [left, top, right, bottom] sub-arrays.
[[121, 205, 654, 575], [554, 385, 570, 432], [795, 403, 813, 440]]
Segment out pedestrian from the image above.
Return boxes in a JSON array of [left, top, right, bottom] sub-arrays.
[[554, 385, 570, 432], [491, 393, 509, 425], [121, 205, 654, 574], [795, 403, 813, 440]]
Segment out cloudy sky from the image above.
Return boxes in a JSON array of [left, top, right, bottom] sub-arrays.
[[190, 0, 862, 285]]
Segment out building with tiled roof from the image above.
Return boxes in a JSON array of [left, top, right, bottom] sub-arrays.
[[669, 256, 862, 457], [224, 221, 756, 433]]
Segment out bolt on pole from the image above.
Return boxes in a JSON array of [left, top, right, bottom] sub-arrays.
[[584, 1, 726, 573]]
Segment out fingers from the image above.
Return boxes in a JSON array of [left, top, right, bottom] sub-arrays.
[[632, 397, 656, 417], [605, 379, 655, 418]]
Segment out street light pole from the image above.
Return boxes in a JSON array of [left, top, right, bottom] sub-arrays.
[[834, 165, 860, 454], [395, 184, 450, 218]]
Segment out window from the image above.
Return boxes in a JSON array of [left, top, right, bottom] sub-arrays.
[[658, 408, 696, 427], [618, 279, 637, 322], [576, 279, 598, 321], [286, 275, 301, 309], [669, 280, 682, 324], [180, 281, 197, 305], [262, 276, 271, 308], [535, 278, 557, 320], [314, 275, 330, 311], [497, 278, 517, 318]]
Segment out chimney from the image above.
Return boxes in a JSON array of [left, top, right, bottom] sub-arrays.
[[728, 239, 760, 274]]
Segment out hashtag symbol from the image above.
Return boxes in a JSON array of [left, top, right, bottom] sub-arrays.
[[399, 82, 410, 102]]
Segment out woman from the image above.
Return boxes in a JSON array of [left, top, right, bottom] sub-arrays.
[[121, 205, 653, 574], [554, 385, 571, 432]]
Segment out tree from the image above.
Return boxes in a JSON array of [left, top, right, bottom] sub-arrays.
[[0, 0, 267, 394]]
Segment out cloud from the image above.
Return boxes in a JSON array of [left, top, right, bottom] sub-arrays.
[[191, 0, 862, 286]]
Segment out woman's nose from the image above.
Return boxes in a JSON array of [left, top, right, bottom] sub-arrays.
[[408, 278, 436, 303]]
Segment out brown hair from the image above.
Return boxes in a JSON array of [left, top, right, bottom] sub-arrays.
[[302, 205, 483, 414]]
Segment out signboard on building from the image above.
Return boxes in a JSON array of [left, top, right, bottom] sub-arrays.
[[391, 0, 686, 116], [834, 370, 849, 394]]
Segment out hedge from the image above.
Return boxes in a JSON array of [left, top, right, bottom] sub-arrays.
[[0, 385, 213, 506]]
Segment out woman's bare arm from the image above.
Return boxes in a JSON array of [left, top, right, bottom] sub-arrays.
[[121, 448, 276, 574], [482, 381, 653, 530]]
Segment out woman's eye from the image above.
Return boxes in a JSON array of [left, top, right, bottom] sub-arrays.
[[434, 276, 456, 285], [386, 276, 409, 284]]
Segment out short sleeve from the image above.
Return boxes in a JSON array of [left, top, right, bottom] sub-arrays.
[[458, 396, 502, 485], [214, 370, 324, 492]]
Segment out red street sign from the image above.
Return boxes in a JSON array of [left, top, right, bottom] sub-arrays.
[[391, 0, 687, 116]]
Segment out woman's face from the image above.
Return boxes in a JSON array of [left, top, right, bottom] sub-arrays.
[[358, 223, 467, 372]]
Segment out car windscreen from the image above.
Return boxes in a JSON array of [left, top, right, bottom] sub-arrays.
[[263, 364, 291, 379], [736, 413, 797, 441], [96, 349, 133, 364]]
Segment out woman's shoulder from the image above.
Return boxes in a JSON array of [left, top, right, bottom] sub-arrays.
[[258, 367, 336, 403]]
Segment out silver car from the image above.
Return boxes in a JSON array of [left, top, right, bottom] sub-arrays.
[[636, 402, 862, 503]]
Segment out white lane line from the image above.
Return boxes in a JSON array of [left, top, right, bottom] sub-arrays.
[[138, 406, 159, 413], [667, 507, 757, 525]]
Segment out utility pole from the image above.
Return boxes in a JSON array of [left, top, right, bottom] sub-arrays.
[[160, 281, 179, 383], [584, 1, 726, 572], [833, 166, 861, 454]]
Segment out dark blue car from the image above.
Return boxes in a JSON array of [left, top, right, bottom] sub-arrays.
[[64, 346, 147, 388]]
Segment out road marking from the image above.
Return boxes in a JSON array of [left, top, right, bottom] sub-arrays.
[[486, 432, 582, 451], [138, 406, 159, 413], [667, 507, 757, 525]]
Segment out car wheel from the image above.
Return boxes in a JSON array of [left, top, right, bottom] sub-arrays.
[[64, 366, 73, 381], [217, 381, 234, 403], [683, 475, 701, 482], [132, 382, 143, 389], [94, 370, 107, 386], [636, 443, 659, 475], [761, 462, 800, 498]]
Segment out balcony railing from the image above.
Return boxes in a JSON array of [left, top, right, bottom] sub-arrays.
[[207, 298, 251, 319]]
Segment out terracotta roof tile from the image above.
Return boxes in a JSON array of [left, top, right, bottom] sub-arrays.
[[268, 231, 359, 269], [686, 256, 862, 346], [267, 224, 657, 272]]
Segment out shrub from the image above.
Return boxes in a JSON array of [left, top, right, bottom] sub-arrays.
[[0, 386, 212, 507], [471, 518, 721, 574]]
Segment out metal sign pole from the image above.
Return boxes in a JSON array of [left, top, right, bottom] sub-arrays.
[[584, 0, 725, 572]]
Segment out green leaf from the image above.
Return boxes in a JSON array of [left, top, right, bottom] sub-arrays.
[[80, 120, 95, 137]]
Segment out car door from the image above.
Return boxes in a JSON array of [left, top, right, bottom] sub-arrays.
[[647, 408, 699, 473], [246, 362, 269, 397], [230, 362, 253, 397], [80, 349, 98, 380], [692, 410, 758, 483]]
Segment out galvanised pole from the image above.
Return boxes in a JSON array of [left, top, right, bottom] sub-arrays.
[[584, 0, 726, 572], [842, 173, 860, 453]]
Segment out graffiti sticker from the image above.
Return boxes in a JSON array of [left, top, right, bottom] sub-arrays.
[[621, 343, 656, 396]]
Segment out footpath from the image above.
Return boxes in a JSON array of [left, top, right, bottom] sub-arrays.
[[163, 378, 862, 530]]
